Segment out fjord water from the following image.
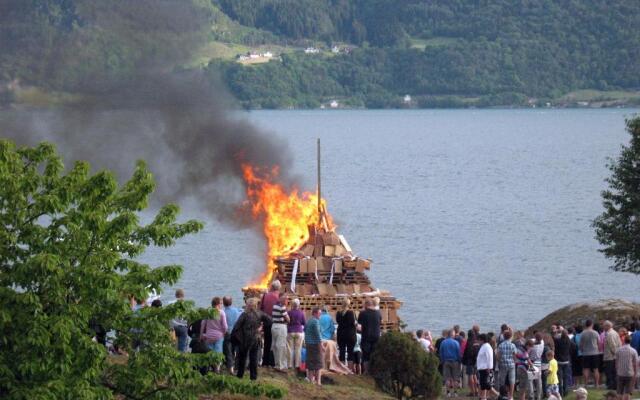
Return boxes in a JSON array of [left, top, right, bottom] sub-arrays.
[[146, 109, 640, 333]]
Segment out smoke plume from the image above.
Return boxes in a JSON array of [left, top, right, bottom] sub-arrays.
[[0, 0, 296, 225]]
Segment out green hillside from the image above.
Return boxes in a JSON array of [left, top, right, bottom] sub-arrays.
[[1, 0, 639, 109]]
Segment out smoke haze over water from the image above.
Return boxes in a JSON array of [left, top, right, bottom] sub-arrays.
[[0, 1, 296, 226]]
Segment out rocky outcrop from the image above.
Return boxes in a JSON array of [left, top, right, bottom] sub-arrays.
[[527, 299, 640, 334]]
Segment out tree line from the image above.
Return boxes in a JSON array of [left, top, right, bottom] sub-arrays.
[[213, 0, 639, 108]]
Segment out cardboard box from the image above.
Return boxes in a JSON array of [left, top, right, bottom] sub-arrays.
[[315, 257, 324, 272], [334, 244, 346, 256], [355, 258, 371, 273], [307, 258, 317, 274], [300, 244, 315, 257], [299, 258, 308, 273], [323, 232, 340, 245], [324, 245, 335, 257], [313, 244, 323, 257], [352, 284, 360, 294], [334, 258, 343, 273], [336, 283, 347, 294], [343, 259, 357, 269], [317, 283, 329, 295]]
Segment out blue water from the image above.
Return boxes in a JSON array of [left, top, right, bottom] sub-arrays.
[[143, 108, 640, 334]]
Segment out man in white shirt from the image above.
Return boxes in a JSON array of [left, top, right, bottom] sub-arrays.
[[477, 333, 499, 400]]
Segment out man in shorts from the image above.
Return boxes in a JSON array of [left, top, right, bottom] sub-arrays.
[[497, 329, 517, 400], [579, 319, 601, 387], [615, 335, 638, 400], [439, 329, 462, 397]]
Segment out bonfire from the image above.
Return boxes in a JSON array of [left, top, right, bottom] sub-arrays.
[[241, 141, 401, 330]]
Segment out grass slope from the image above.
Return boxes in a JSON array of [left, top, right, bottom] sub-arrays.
[[211, 368, 393, 400]]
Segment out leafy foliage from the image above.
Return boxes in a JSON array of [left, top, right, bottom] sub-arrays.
[[0, 140, 285, 399], [594, 117, 640, 274], [369, 331, 441, 399]]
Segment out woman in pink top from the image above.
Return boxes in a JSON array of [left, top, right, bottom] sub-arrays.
[[201, 297, 227, 355]]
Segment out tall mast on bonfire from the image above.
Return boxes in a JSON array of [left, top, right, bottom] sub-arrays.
[[317, 138, 329, 231]]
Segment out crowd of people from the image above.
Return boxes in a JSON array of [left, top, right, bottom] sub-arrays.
[[163, 280, 383, 385], [127, 283, 640, 400], [422, 320, 640, 400]]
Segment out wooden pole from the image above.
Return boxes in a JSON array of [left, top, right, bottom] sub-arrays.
[[317, 138, 321, 223]]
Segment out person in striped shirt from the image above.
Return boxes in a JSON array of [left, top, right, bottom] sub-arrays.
[[271, 293, 290, 371], [615, 335, 638, 400]]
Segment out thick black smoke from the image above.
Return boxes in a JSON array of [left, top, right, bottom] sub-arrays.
[[0, 1, 296, 225]]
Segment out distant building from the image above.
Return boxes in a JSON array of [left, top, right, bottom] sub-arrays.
[[330, 100, 339, 108], [262, 51, 273, 58], [403, 94, 412, 104], [304, 47, 320, 54], [249, 53, 260, 59], [237, 55, 249, 61], [331, 46, 340, 53]]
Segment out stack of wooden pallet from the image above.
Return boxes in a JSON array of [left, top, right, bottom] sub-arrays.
[[243, 226, 402, 331]]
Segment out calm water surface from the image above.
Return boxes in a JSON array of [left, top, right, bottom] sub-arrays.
[[143, 109, 640, 333]]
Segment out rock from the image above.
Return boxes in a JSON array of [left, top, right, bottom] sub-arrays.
[[527, 299, 640, 334]]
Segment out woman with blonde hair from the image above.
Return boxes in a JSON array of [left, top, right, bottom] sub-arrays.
[[336, 297, 357, 371]]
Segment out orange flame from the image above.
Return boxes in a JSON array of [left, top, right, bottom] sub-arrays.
[[242, 164, 334, 289]]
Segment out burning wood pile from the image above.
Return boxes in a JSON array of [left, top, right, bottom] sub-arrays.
[[243, 222, 402, 331], [240, 140, 402, 331]]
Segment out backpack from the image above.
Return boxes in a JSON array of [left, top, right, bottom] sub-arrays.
[[188, 319, 210, 354]]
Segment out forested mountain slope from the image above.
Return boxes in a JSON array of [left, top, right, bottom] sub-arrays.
[[1, 0, 639, 108]]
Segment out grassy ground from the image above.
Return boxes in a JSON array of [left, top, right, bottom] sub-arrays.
[[212, 367, 394, 400], [555, 89, 640, 106], [212, 368, 620, 400], [107, 357, 619, 400]]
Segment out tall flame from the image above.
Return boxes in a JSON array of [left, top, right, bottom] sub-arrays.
[[242, 164, 333, 288]]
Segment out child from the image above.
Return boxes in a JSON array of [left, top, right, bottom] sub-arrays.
[[546, 350, 562, 400], [352, 332, 363, 375]]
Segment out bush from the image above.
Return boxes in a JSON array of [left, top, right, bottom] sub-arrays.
[[370, 331, 442, 399]]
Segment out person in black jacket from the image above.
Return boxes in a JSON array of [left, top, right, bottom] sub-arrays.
[[336, 298, 357, 372], [357, 298, 381, 374], [463, 326, 481, 397], [232, 297, 271, 381], [554, 328, 573, 396]]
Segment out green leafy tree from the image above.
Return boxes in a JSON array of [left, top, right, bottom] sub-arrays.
[[0, 140, 285, 399], [369, 331, 441, 399], [594, 117, 640, 273]]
